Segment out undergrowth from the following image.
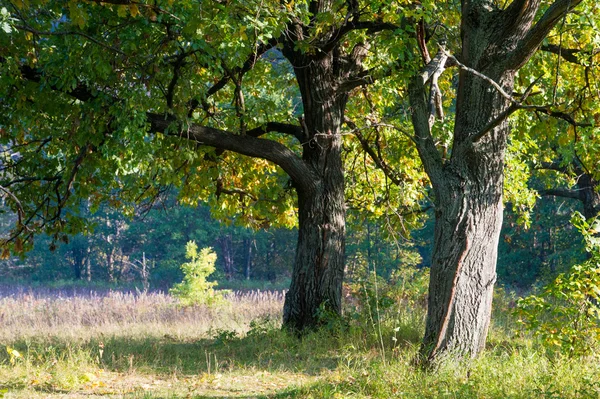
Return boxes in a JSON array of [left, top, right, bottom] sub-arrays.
[[0, 283, 598, 398]]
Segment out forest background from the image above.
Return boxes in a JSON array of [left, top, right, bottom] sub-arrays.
[[0, 191, 585, 294]]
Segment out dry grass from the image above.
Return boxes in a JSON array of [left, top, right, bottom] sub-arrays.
[[0, 286, 297, 398], [0, 287, 284, 342]]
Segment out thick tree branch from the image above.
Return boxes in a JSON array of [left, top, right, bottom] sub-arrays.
[[246, 122, 304, 141], [319, 20, 398, 56], [147, 114, 317, 191], [500, 0, 542, 39], [541, 43, 600, 64], [416, 19, 431, 64], [408, 49, 446, 182], [538, 187, 582, 200], [507, 0, 584, 70], [14, 59, 317, 195], [427, 52, 447, 129]]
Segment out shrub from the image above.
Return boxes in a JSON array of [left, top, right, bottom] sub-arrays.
[[515, 212, 600, 356], [169, 242, 225, 306]]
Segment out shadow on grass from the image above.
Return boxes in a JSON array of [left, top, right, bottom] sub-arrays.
[[2, 316, 425, 379], [96, 318, 422, 378], [0, 327, 344, 378], [189, 388, 305, 399], [99, 331, 340, 376], [121, 389, 305, 399]]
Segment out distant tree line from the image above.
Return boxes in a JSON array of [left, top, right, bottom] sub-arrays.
[[0, 191, 586, 292]]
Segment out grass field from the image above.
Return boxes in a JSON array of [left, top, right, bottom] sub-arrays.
[[0, 285, 599, 398]]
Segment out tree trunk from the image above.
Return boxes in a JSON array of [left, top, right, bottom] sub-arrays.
[[86, 247, 92, 282], [420, 57, 514, 359], [71, 239, 87, 280], [71, 247, 83, 280], [107, 248, 115, 283], [284, 177, 346, 329], [406, 0, 574, 361], [421, 170, 504, 360], [244, 238, 254, 280], [219, 234, 234, 281], [282, 53, 348, 331]]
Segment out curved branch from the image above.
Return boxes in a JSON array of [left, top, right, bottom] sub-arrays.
[[246, 122, 304, 141], [538, 187, 582, 200], [0, 185, 30, 232], [319, 20, 398, 56], [13, 59, 318, 194], [147, 114, 317, 191]]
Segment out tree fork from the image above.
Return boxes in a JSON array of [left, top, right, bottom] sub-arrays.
[[410, 0, 585, 364]]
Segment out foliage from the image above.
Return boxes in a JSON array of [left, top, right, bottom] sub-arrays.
[[169, 242, 224, 306], [0, 196, 297, 289], [516, 212, 600, 356], [347, 250, 428, 318]]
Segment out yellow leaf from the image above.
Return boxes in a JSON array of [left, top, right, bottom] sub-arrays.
[[13, 0, 28, 10], [129, 4, 139, 17], [117, 5, 128, 18], [14, 237, 23, 253]]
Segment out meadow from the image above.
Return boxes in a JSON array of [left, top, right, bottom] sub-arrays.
[[0, 284, 599, 398]]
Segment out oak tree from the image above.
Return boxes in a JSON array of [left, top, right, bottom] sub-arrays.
[[406, 0, 595, 363], [0, 0, 414, 331]]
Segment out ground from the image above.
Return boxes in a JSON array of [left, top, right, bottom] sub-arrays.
[[1, 286, 599, 398]]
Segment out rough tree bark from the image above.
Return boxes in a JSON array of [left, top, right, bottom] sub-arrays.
[[280, 37, 349, 331], [266, 0, 386, 330], [410, 0, 584, 363]]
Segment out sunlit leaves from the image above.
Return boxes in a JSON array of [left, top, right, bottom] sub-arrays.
[[507, 1, 600, 215], [516, 213, 600, 357]]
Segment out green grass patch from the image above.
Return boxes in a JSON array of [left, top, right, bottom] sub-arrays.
[[1, 287, 599, 398]]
